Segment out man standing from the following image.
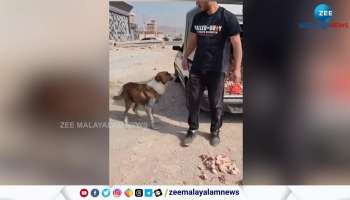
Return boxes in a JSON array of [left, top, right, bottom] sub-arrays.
[[182, 0, 242, 146]]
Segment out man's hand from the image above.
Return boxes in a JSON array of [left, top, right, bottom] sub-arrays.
[[229, 34, 242, 84], [230, 69, 241, 83], [182, 57, 189, 70], [182, 32, 197, 71]]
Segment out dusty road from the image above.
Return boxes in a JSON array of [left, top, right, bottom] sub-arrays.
[[109, 45, 242, 185]]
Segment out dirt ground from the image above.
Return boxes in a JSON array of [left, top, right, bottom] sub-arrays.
[[109, 44, 242, 185]]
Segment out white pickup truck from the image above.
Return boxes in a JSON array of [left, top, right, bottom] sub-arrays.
[[172, 2, 243, 114]]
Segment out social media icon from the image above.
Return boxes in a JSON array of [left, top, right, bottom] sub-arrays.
[[124, 188, 133, 197], [154, 189, 163, 197], [91, 188, 99, 198], [135, 189, 143, 197], [113, 188, 122, 197], [80, 188, 89, 198], [144, 189, 153, 197], [102, 188, 111, 197]]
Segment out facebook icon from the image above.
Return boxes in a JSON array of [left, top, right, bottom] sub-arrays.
[[91, 188, 99, 197]]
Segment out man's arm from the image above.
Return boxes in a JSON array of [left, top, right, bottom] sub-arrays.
[[230, 34, 242, 83], [182, 32, 197, 70]]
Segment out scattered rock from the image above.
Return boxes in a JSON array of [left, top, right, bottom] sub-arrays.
[[199, 173, 208, 181], [200, 154, 209, 161], [218, 175, 226, 184], [137, 140, 143, 144], [211, 168, 218, 174]]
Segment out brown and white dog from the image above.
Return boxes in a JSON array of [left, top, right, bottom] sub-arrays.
[[113, 71, 174, 129]]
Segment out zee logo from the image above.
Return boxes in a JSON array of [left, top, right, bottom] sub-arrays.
[[318, 10, 332, 16], [314, 4, 333, 23]]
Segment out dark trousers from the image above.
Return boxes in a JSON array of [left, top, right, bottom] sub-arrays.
[[186, 71, 225, 133]]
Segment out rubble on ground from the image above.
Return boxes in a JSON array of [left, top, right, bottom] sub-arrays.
[[198, 154, 240, 183]]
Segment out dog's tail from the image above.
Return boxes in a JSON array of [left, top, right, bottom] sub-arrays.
[[112, 87, 124, 101]]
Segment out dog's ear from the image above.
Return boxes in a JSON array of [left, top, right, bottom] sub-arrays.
[[155, 74, 161, 82]]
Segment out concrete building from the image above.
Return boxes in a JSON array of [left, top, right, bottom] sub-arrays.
[[146, 20, 157, 34], [109, 1, 138, 41], [139, 19, 163, 40]]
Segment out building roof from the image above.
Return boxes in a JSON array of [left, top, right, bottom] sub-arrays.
[[109, 1, 133, 12]]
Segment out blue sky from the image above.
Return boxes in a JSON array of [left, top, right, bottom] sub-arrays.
[[127, 1, 196, 28]]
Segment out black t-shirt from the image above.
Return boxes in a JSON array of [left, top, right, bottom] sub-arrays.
[[190, 7, 241, 73]]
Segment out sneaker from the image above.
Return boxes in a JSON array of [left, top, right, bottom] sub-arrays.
[[210, 131, 220, 146], [183, 129, 197, 146]]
